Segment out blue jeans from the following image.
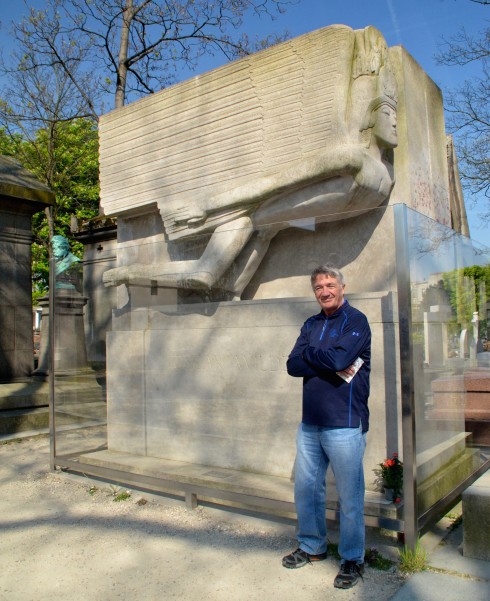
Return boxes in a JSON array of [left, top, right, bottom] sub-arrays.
[[294, 422, 366, 563]]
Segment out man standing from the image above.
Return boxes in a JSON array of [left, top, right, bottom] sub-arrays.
[[282, 265, 371, 590]]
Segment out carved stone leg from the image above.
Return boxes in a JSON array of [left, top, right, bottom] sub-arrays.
[[103, 216, 254, 290], [178, 216, 254, 289], [102, 264, 160, 287], [222, 225, 283, 299]]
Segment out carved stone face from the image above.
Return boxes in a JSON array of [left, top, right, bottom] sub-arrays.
[[372, 104, 397, 149]]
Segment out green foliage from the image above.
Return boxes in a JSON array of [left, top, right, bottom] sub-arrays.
[[328, 543, 394, 571], [1, 0, 294, 304], [442, 264, 490, 335], [379, 453, 403, 500], [0, 438, 23, 446], [113, 490, 132, 502], [0, 129, 20, 156], [1, 119, 99, 301], [398, 539, 428, 574], [447, 512, 463, 531], [365, 547, 394, 571]]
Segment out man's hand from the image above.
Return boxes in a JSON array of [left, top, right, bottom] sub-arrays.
[[337, 365, 356, 379], [336, 357, 364, 382]]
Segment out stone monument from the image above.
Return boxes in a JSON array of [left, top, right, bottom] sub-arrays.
[[0, 156, 54, 434], [0, 156, 54, 382], [34, 235, 89, 376], [73, 216, 118, 366], [102, 25, 399, 299], [94, 25, 472, 504]]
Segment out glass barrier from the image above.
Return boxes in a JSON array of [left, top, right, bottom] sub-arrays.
[[402, 207, 490, 524], [47, 203, 489, 534], [49, 255, 107, 458]]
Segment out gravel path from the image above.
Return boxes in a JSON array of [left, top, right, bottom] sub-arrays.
[[1, 434, 408, 601]]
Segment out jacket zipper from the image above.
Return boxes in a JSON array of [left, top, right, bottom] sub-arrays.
[[319, 318, 328, 341]]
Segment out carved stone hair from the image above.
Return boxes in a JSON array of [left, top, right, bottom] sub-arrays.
[[359, 94, 397, 132], [310, 265, 345, 288]]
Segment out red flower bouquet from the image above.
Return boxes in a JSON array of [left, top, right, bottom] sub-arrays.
[[379, 453, 403, 501]]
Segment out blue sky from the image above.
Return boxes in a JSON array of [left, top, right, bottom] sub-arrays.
[[0, 0, 488, 240]]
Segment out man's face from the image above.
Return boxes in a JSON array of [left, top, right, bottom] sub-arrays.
[[312, 274, 345, 316]]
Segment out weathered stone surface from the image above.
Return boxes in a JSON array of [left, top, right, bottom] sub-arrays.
[[74, 218, 118, 364], [34, 290, 90, 376], [96, 23, 477, 518], [0, 157, 53, 384], [0, 156, 54, 208], [100, 26, 387, 222], [463, 470, 490, 561], [98, 24, 460, 300], [388, 47, 451, 226], [106, 293, 398, 486], [100, 25, 402, 296]]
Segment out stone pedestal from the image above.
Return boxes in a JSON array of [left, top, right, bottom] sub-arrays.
[[73, 217, 118, 365], [428, 370, 490, 446], [106, 292, 398, 488], [0, 212, 36, 382], [34, 289, 89, 376], [0, 156, 54, 384], [463, 470, 490, 560], [424, 305, 452, 367]]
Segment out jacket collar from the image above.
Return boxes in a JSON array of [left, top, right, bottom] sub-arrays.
[[313, 299, 349, 320]]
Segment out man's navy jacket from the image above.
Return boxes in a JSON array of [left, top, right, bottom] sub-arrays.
[[287, 300, 371, 432]]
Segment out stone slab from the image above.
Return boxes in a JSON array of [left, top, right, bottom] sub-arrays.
[[463, 470, 490, 561], [428, 522, 490, 580], [106, 293, 398, 485], [390, 571, 490, 601], [76, 448, 402, 524]]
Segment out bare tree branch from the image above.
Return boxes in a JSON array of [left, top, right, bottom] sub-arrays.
[[435, 2, 490, 219]]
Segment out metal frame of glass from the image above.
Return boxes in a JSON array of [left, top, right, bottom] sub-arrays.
[[47, 203, 490, 547]]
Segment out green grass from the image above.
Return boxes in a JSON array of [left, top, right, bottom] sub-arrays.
[[327, 543, 394, 570], [113, 491, 132, 502], [327, 542, 341, 560], [447, 513, 463, 531], [365, 547, 395, 571], [398, 539, 428, 573], [0, 438, 23, 445]]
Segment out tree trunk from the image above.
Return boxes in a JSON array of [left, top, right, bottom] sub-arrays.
[[115, 0, 134, 109], [45, 205, 55, 242]]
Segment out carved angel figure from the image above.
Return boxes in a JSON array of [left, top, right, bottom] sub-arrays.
[[102, 26, 398, 299]]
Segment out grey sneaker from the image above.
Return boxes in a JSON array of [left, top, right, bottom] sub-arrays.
[[282, 547, 327, 569], [333, 560, 365, 588]]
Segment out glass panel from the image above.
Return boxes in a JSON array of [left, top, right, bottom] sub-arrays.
[[52, 205, 401, 524], [404, 207, 490, 517], [51, 251, 107, 456], [49, 203, 489, 533]]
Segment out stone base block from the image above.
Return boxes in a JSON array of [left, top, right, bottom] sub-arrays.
[[106, 293, 397, 484], [418, 445, 480, 514], [463, 470, 490, 561]]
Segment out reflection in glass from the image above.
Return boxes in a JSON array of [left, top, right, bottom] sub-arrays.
[[48, 204, 489, 537], [406, 210, 489, 515]]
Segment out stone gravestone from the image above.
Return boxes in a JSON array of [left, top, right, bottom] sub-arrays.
[[97, 26, 468, 494], [34, 235, 90, 377], [0, 156, 54, 383]]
